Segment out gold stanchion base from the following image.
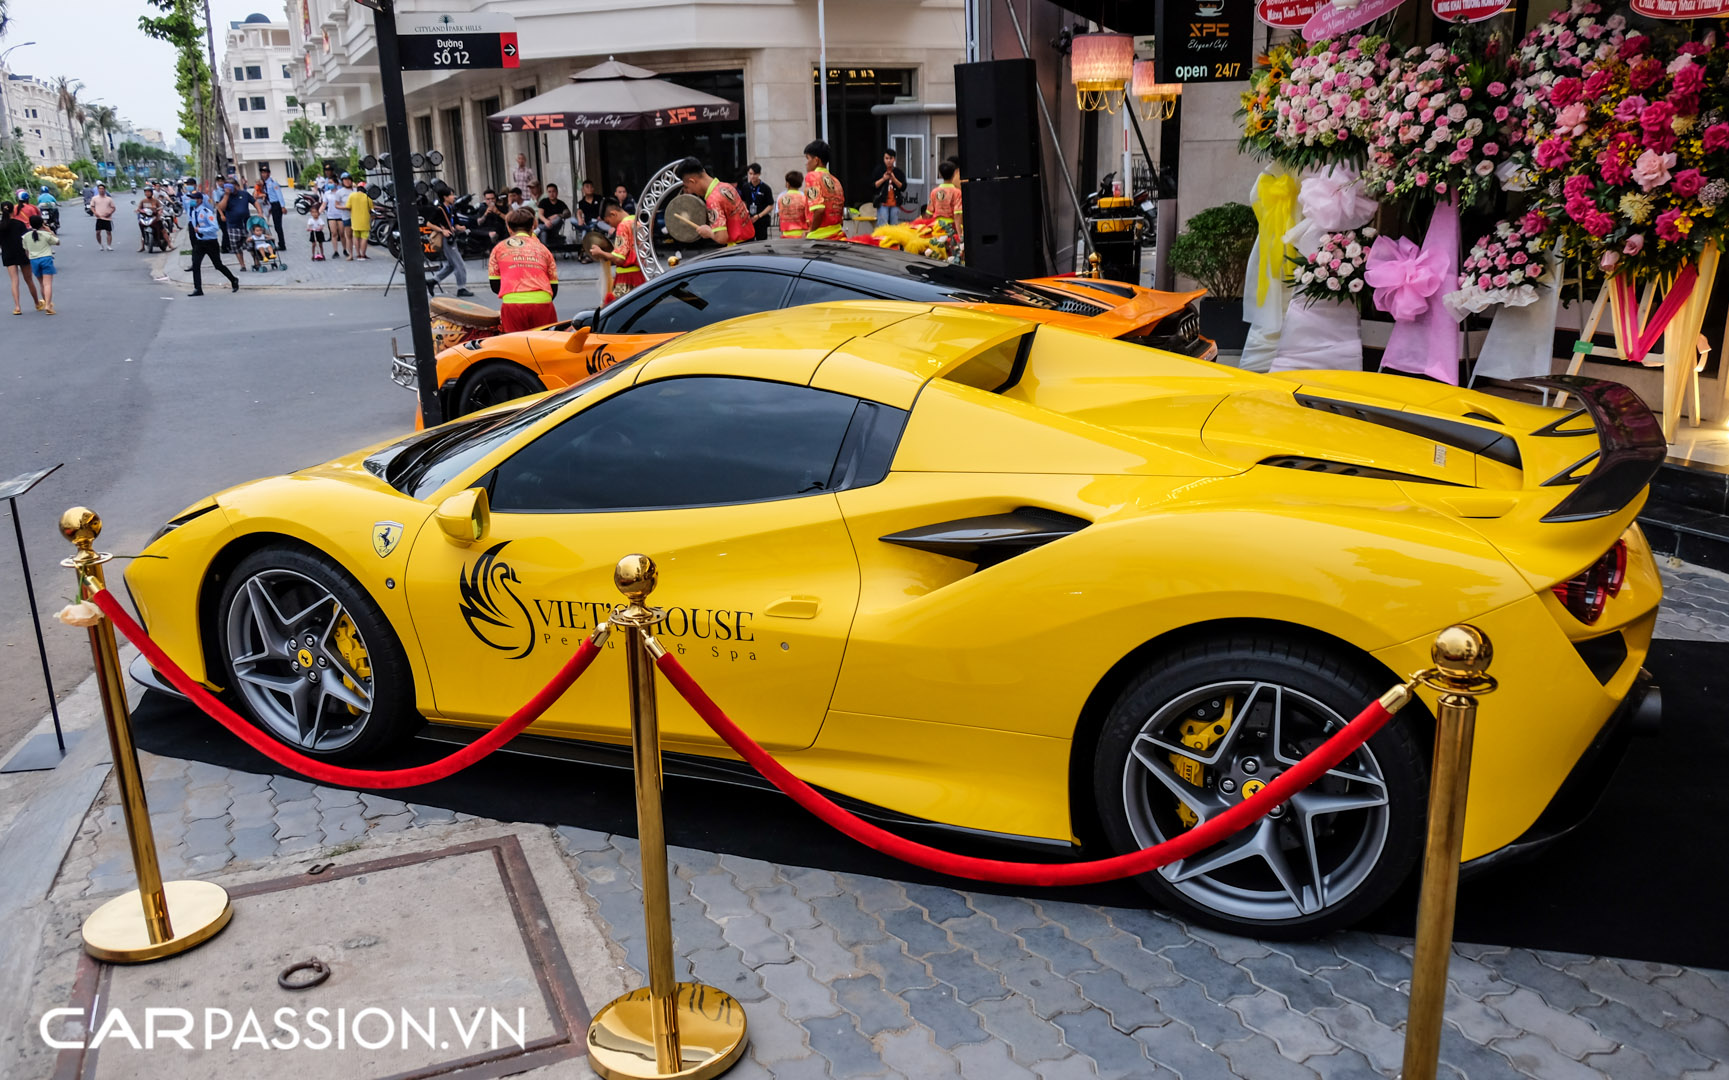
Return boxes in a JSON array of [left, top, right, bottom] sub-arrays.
[[82, 880, 233, 963], [587, 983, 748, 1079]]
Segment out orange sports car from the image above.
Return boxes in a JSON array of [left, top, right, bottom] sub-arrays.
[[393, 240, 1216, 422]]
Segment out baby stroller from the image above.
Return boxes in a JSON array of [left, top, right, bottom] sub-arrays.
[[249, 235, 287, 271]]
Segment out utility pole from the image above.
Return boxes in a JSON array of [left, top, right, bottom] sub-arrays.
[[371, 0, 440, 428], [201, 0, 233, 179]]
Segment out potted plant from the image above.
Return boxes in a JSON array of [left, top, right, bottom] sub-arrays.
[[1169, 202, 1256, 351]]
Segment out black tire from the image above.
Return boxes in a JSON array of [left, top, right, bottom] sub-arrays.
[[216, 544, 420, 761], [1091, 634, 1427, 937], [454, 360, 545, 416]]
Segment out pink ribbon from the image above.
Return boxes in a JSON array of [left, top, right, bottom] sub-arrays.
[[1364, 236, 1446, 321], [1374, 198, 1463, 384], [1611, 266, 1699, 364]]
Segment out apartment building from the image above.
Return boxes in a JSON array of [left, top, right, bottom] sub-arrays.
[[221, 13, 301, 180], [1, 71, 79, 166]]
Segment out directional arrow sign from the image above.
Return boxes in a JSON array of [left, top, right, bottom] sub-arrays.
[[395, 12, 520, 71]]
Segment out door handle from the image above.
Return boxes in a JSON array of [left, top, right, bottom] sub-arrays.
[[764, 595, 821, 619]]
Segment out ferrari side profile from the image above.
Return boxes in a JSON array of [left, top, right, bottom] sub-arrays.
[[132, 301, 1663, 935], [396, 240, 1215, 422]]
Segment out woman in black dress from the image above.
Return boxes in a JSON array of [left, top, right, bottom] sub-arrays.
[[1, 201, 43, 314]]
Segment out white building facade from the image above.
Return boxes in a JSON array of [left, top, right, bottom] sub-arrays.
[[286, 0, 961, 213], [1, 71, 79, 166], [221, 13, 301, 181]]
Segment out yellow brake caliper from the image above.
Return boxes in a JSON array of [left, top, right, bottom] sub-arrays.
[[1171, 697, 1234, 829], [331, 608, 372, 715]]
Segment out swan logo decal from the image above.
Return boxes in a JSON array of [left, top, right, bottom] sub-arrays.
[[459, 541, 535, 659]]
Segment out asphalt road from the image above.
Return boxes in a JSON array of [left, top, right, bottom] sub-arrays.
[[0, 198, 413, 755]]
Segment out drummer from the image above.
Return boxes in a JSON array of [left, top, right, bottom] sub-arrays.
[[589, 199, 645, 304], [675, 157, 755, 247]]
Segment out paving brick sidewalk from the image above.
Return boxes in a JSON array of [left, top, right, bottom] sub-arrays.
[[33, 558, 1729, 1079]]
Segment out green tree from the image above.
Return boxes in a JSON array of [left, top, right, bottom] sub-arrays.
[[85, 104, 120, 160], [52, 76, 82, 161], [282, 115, 323, 176], [140, 0, 215, 179]]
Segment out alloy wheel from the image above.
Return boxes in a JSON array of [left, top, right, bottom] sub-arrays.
[[224, 568, 376, 752], [1120, 680, 1391, 923]]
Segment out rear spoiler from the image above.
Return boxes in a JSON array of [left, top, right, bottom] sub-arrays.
[[1515, 375, 1667, 523]]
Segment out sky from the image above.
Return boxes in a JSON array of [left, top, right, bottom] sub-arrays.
[[2, 0, 275, 142]]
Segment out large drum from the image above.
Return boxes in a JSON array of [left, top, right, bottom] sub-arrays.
[[429, 296, 501, 353]]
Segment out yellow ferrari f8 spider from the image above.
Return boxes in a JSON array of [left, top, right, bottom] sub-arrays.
[[127, 301, 1664, 935]]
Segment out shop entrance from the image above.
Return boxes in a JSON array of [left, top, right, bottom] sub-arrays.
[[813, 67, 915, 206]]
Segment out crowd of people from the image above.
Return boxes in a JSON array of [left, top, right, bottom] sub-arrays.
[[1, 139, 964, 321]]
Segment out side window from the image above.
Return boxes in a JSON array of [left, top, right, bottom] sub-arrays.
[[788, 277, 881, 306], [620, 271, 792, 335], [490, 378, 859, 512]]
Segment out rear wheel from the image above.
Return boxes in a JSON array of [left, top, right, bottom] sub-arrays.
[[455, 360, 544, 416], [217, 545, 419, 761], [1092, 635, 1427, 937]]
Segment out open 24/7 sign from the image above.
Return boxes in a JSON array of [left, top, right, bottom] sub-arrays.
[[394, 11, 519, 71]]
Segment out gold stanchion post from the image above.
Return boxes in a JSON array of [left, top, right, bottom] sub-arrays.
[[61, 507, 233, 963], [587, 554, 747, 1080], [1400, 624, 1496, 1080]]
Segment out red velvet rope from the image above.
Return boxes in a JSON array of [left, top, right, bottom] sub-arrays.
[[89, 589, 602, 790], [655, 651, 1400, 887]]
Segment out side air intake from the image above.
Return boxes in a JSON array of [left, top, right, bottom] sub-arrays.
[[881, 507, 1089, 568]]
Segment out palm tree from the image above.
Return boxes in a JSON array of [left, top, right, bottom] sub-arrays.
[[86, 104, 120, 158], [52, 76, 82, 161]]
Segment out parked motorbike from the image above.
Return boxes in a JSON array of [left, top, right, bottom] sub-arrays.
[[448, 193, 494, 260], [295, 190, 320, 216]]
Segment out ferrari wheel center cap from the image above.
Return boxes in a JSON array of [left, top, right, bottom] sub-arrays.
[[296, 648, 315, 669]]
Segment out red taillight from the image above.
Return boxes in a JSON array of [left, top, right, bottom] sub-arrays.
[[1552, 539, 1628, 624]]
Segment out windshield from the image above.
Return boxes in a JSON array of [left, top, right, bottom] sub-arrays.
[[366, 359, 642, 499]]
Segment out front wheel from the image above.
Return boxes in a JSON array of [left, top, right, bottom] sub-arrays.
[[216, 544, 420, 761], [454, 360, 545, 417], [1092, 635, 1427, 937]]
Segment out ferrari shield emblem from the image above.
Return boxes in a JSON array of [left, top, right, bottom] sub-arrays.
[[372, 521, 404, 558]]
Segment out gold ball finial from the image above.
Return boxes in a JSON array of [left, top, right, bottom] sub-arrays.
[[60, 507, 102, 547], [1431, 625, 1491, 679], [614, 554, 658, 603]]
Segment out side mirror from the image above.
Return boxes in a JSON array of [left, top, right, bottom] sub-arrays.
[[564, 326, 592, 353], [435, 487, 491, 545]]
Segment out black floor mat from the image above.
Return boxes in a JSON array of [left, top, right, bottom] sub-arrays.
[[126, 639, 1726, 967]]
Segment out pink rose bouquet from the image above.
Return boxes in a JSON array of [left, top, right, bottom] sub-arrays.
[[1265, 35, 1396, 169], [1291, 227, 1379, 310], [1526, 28, 1729, 280], [1445, 217, 1553, 318], [1363, 34, 1520, 208]]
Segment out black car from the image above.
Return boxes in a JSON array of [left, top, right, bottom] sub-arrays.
[[587, 240, 1212, 355], [416, 240, 1215, 419]]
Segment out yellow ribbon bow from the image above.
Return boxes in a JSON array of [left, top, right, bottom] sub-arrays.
[[1252, 170, 1300, 307]]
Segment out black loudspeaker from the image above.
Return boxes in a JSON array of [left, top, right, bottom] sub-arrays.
[[955, 59, 1042, 181], [960, 176, 1045, 279]]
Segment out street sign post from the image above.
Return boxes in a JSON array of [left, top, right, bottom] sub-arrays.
[[368, 5, 523, 425], [394, 12, 519, 71]]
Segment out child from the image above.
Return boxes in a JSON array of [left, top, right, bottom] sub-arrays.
[[776, 170, 809, 239], [21, 214, 59, 314], [246, 222, 277, 271], [306, 203, 327, 261], [245, 211, 272, 270]]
